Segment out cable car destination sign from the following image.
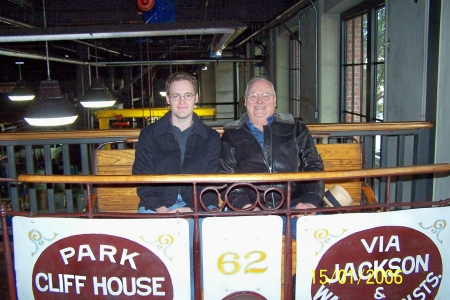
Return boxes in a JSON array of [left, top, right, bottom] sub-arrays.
[[295, 206, 450, 299], [13, 218, 191, 299], [11, 206, 450, 299]]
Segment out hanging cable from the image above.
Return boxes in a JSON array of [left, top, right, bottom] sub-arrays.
[[43, 0, 51, 80], [94, 40, 99, 77], [140, 42, 145, 125]]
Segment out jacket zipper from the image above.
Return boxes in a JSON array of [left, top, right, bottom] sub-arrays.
[[243, 124, 272, 173], [267, 125, 276, 207]]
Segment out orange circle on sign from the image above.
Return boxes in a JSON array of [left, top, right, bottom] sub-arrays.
[[137, 0, 155, 11]]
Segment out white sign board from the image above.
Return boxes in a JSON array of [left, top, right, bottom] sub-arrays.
[[13, 217, 191, 300], [202, 215, 283, 300], [296, 206, 450, 300]]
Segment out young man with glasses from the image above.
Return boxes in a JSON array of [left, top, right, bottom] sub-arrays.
[[219, 76, 325, 239], [133, 71, 221, 213]]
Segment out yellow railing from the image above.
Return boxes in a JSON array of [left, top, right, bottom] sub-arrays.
[[93, 107, 216, 129]]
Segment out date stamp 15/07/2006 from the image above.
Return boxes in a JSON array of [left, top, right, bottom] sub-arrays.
[[311, 268, 404, 285]]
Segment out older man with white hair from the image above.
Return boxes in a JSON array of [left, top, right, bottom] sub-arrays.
[[219, 76, 325, 238]]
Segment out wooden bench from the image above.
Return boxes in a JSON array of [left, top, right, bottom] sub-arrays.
[[92, 141, 375, 300], [92, 142, 375, 212]]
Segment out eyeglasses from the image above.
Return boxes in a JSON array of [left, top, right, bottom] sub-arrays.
[[246, 93, 273, 101], [169, 93, 196, 101]]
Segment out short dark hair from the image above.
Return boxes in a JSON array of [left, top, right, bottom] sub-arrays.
[[165, 72, 198, 94]]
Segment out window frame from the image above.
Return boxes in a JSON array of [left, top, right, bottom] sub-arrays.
[[340, 0, 385, 124]]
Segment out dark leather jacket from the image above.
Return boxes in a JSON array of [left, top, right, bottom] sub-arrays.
[[219, 111, 324, 209], [132, 111, 221, 211]]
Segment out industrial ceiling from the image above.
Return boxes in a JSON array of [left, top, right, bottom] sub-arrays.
[[0, 0, 312, 125], [0, 0, 309, 67]]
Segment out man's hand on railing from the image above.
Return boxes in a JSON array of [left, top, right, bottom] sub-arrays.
[[156, 206, 193, 213], [155, 206, 170, 213], [242, 203, 261, 211], [292, 202, 317, 218], [168, 207, 194, 213]]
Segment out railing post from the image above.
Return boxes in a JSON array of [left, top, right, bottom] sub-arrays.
[[62, 144, 75, 213], [25, 145, 38, 213], [385, 176, 391, 212], [379, 135, 389, 203], [6, 146, 19, 212], [192, 183, 202, 300], [1, 203, 17, 300], [284, 181, 293, 300], [43, 145, 56, 213], [412, 130, 433, 202], [395, 136, 406, 203], [80, 144, 91, 213]]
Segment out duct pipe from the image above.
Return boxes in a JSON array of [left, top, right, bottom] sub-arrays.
[[0, 16, 34, 28], [235, 0, 315, 47], [0, 22, 242, 54], [0, 16, 130, 57], [0, 26, 236, 43], [212, 33, 232, 53], [0, 20, 244, 59], [0, 48, 89, 65], [102, 58, 263, 67], [0, 48, 262, 66]]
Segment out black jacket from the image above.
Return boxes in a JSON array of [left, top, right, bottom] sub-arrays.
[[132, 111, 221, 210], [219, 111, 325, 209]]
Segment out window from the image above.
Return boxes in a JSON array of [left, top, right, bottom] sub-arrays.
[[290, 38, 301, 118], [341, 1, 385, 123]]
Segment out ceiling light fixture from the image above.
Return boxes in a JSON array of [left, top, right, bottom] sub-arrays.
[[8, 61, 35, 101], [80, 41, 116, 108], [23, 0, 78, 127]]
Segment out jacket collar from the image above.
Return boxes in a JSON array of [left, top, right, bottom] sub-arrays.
[[154, 111, 208, 138], [224, 109, 295, 129]]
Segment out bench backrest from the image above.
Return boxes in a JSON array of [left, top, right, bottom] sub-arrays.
[[93, 143, 363, 212], [317, 143, 363, 203], [94, 149, 137, 212]]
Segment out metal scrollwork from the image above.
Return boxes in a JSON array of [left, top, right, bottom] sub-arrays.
[[199, 183, 286, 212]]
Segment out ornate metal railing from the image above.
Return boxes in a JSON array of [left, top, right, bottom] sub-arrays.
[[2, 163, 450, 300]]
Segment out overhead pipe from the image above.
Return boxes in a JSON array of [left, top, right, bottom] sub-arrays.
[[212, 33, 232, 53], [0, 21, 243, 55], [103, 58, 263, 67], [73, 39, 132, 57], [0, 18, 244, 58], [0, 26, 236, 43], [7, 0, 33, 8], [235, 0, 314, 47], [0, 17, 251, 67], [0, 15, 34, 28], [0, 48, 90, 65], [0, 47, 261, 66], [220, 26, 248, 51], [0, 16, 130, 57]]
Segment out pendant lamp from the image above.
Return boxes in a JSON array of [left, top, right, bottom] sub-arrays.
[[23, 0, 78, 127], [80, 42, 116, 108], [24, 79, 78, 126], [8, 62, 35, 101]]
